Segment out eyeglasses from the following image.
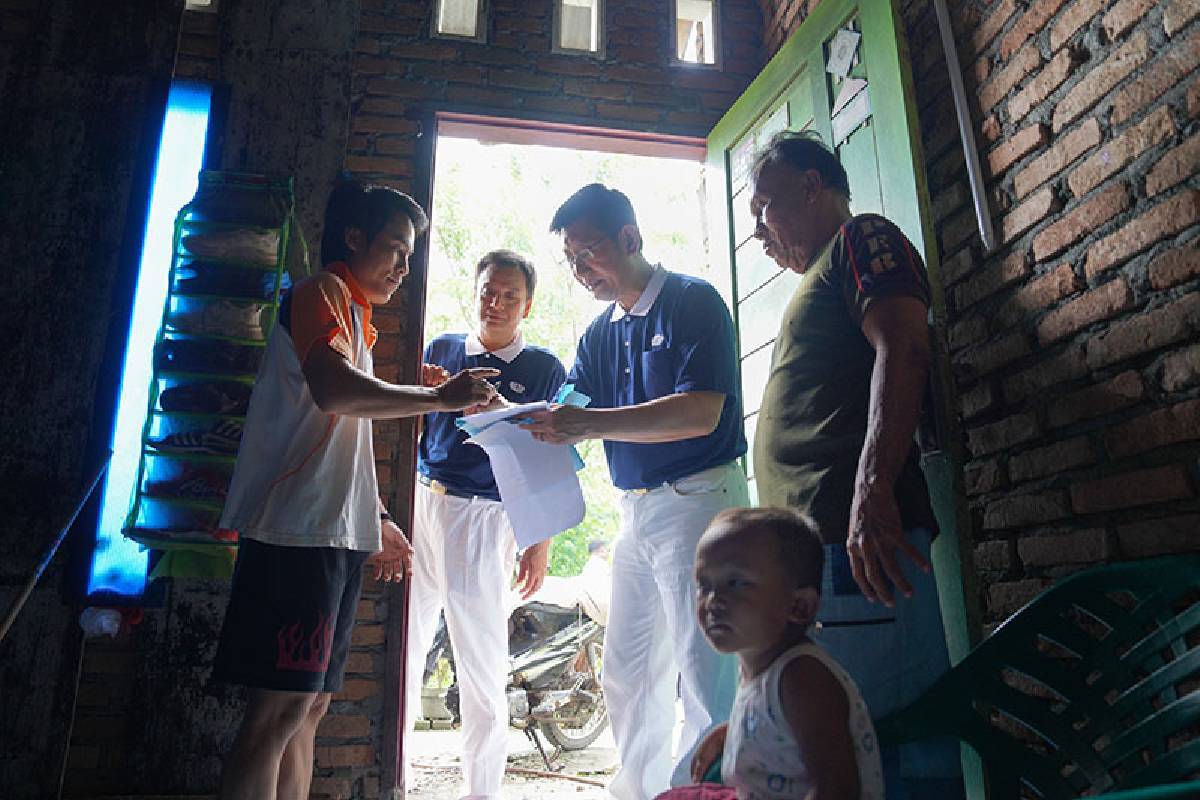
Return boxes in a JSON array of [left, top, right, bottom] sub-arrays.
[[561, 236, 608, 272]]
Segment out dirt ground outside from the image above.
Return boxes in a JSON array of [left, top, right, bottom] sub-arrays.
[[407, 726, 619, 799]]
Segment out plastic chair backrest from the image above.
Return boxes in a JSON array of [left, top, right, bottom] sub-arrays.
[[876, 554, 1200, 799]]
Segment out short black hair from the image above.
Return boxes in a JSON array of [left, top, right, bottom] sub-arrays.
[[709, 506, 825, 590], [321, 180, 429, 266], [587, 539, 609, 555], [475, 249, 537, 296], [549, 183, 639, 242], [752, 130, 851, 199]]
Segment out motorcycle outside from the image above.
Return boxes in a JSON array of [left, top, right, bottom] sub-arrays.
[[423, 577, 609, 771]]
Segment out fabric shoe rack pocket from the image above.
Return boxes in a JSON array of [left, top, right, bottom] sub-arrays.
[[122, 172, 296, 580]]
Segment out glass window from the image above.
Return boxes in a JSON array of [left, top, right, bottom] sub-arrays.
[[554, 0, 602, 54], [674, 0, 719, 66], [436, 0, 484, 40]]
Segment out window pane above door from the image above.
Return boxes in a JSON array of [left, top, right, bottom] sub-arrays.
[[437, 0, 481, 38]]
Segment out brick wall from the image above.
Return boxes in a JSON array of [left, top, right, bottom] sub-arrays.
[[759, 0, 1200, 625]]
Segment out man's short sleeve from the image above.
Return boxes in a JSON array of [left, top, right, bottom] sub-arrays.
[[545, 357, 568, 402], [289, 273, 357, 364], [836, 215, 931, 325], [566, 331, 596, 401], [673, 282, 740, 396]]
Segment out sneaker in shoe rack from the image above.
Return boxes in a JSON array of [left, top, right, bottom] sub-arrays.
[[144, 466, 229, 499], [148, 420, 243, 455], [170, 300, 265, 340], [158, 382, 250, 415], [181, 229, 280, 266], [203, 420, 244, 455]]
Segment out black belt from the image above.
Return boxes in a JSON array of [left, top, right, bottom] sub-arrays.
[[417, 474, 492, 501]]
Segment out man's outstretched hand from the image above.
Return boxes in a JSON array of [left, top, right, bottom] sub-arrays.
[[436, 367, 499, 412], [846, 482, 930, 607], [421, 362, 451, 387]]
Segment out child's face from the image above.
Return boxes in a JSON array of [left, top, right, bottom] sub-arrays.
[[694, 522, 817, 657], [345, 212, 416, 305]]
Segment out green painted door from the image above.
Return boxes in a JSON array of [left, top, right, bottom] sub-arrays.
[[705, 0, 984, 792]]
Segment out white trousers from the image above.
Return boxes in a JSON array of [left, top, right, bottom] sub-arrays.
[[604, 462, 748, 800], [403, 484, 517, 800]]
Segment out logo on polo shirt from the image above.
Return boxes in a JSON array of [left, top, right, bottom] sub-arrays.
[[509, 381, 526, 394], [651, 333, 665, 347]]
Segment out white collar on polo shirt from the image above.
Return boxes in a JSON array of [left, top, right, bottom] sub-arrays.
[[465, 330, 526, 363], [610, 264, 666, 322]]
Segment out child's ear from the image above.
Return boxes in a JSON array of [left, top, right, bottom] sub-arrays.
[[788, 586, 820, 627]]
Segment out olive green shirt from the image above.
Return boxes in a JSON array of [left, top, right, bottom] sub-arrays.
[[753, 214, 937, 545]]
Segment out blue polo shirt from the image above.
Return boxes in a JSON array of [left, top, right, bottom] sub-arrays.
[[418, 332, 566, 500], [568, 267, 746, 490]]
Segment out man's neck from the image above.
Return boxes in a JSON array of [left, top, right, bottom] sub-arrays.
[[616, 255, 656, 311], [478, 329, 518, 353]]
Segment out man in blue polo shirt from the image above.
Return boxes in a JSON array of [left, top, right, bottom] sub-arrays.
[[524, 184, 748, 800], [403, 249, 566, 799]]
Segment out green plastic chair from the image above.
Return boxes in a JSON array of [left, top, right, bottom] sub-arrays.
[[876, 554, 1200, 799]]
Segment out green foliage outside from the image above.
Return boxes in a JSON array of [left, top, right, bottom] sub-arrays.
[[426, 138, 711, 577]]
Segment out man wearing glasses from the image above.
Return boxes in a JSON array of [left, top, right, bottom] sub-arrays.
[[523, 184, 747, 800]]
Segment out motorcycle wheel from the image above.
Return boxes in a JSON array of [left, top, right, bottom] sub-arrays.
[[539, 691, 608, 751]]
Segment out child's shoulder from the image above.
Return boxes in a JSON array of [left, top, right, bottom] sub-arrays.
[[774, 643, 852, 720]]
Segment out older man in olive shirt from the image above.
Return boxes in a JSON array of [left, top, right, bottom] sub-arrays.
[[749, 131, 962, 800]]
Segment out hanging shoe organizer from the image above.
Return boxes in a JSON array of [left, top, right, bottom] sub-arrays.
[[123, 171, 295, 580]]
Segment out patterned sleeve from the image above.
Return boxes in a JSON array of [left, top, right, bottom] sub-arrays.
[[835, 215, 931, 325], [289, 273, 357, 364]]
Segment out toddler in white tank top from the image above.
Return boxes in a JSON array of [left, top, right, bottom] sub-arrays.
[[678, 507, 884, 800]]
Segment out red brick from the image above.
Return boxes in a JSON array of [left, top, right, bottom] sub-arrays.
[[988, 578, 1051, 618], [999, 0, 1070, 58], [1085, 190, 1200, 278], [1072, 465, 1193, 513], [1003, 344, 1089, 403], [952, 251, 1030, 310], [940, 247, 978, 286], [317, 713, 372, 739], [1146, 134, 1200, 197], [446, 85, 518, 108], [1085, 293, 1200, 369], [996, 265, 1084, 327], [1032, 184, 1131, 263], [410, 61, 485, 83], [488, 69, 558, 92], [357, 97, 409, 116], [1162, 343, 1200, 392], [375, 136, 415, 157], [986, 123, 1050, 179], [535, 55, 603, 77], [948, 314, 988, 352], [314, 744, 375, 768], [344, 652, 374, 674], [1105, 398, 1200, 457], [523, 95, 591, 116], [1117, 514, 1200, 557], [1111, 28, 1200, 125], [960, 382, 998, 420], [1036, 277, 1134, 344], [983, 490, 1072, 529], [975, 540, 1012, 572], [958, 329, 1032, 377], [1047, 369, 1144, 427], [1050, 0, 1105, 52], [1148, 239, 1200, 290], [1007, 48, 1078, 125], [970, 0, 1019, 55], [351, 624, 385, 646], [607, 65, 668, 85], [977, 43, 1042, 111], [1018, 528, 1109, 567], [358, 13, 422, 35], [1102, 0, 1158, 41], [1163, 0, 1200, 36], [1008, 436, 1097, 482], [344, 155, 413, 177], [310, 776, 352, 800], [335, 679, 380, 701], [594, 102, 663, 123], [1052, 31, 1149, 132], [1001, 187, 1059, 243], [563, 78, 627, 100], [365, 77, 430, 98], [981, 114, 1001, 143], [967, 411, 1041, 456], [1067, 107, 1176, 198], [965, 458, 1007, 495]]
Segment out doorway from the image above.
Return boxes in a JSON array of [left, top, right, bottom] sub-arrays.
[[402, 115, 710, 796]]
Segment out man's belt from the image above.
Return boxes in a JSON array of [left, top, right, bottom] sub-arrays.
[[417, 473, 490, 501]]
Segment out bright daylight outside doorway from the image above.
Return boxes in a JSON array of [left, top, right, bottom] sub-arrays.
[[408, 132, 711, 798]]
